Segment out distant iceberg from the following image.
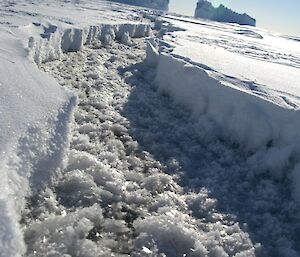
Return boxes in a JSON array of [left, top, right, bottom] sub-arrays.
[[195, 0, 256, 26], [108, 0, 169, 11]]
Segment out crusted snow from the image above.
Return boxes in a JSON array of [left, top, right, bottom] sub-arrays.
[[24, 39, 258, 257], [0, 0, 300, 256], [162, 15, 300, 107]]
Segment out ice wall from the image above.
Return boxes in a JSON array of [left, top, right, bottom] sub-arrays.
[[195, 0, 256, 26], [108, 0, 169, 11]]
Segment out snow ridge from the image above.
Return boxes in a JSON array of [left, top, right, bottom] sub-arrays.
[[146, 41, 300, 204], [28, 22, 151, 64]]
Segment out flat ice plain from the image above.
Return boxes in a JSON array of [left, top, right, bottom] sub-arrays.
[[0, 0, 300, 256]]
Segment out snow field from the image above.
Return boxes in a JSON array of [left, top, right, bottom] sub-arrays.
[[21, 36, 300, 256], [21, 39, 261, 256], [0, 1, 299, 255]]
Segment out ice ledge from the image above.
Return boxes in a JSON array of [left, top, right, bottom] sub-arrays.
[[146, 42, 300, 203], [27, 22, 151, 65]]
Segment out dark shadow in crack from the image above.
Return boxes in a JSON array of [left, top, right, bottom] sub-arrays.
[[119, 60, 300, 257]]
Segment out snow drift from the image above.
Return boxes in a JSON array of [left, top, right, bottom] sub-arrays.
[[195, 0, 256, 26], [146, 41, 300, 203]]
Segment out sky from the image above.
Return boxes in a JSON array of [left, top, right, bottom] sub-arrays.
[[169, 0, 300, 36]]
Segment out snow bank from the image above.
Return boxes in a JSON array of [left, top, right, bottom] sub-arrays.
[[108, 0, 169, 11], [195, 0, 256, 26], [0, 2, 152, 255], [28, 22, 151, 64], [146, 42, 300, 203], [0, 21, 150, 256], [0, 27, 76, 256], [0, 1, 152, 253]]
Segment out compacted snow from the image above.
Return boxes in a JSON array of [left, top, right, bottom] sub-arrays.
[[0, 0, 300, 256]]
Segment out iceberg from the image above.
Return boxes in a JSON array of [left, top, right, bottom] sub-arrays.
[[108, 0, 169, 11], [195, 0, 256, 26]]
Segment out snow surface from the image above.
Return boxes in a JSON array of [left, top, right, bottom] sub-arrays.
[[155, 15, 300, 205], [0, 0, 300, 256], [0, 0, 151, 255]]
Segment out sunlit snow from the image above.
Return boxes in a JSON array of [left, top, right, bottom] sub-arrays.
[[0, 0, 299, 256]]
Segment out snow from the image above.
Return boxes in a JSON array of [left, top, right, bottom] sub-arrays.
[[148, 47, 300, 191], [0, 23, 76, 257], [0, 0, 300, 256], [0, 0, 151, 255], [153, 15, 300, 204], [27, 41, 258, 256]]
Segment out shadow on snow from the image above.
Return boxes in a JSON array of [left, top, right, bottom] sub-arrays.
[[119, 60, 300, 257]]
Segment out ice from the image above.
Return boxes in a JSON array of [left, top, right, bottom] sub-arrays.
[[1, 0, 300, 256], [195, 0, 256, 26]]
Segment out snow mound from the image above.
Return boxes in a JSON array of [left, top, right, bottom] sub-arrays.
[[195, 0, 256, 26]]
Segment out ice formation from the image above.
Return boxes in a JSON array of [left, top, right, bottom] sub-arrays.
[[195, 0, 256, 26]]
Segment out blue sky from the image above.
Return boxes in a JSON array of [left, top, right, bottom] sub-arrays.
[[169, 0, 300, 36]]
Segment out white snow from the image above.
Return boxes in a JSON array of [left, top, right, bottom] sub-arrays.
[[0, 0, 300, 256], [153, 14, 300, 203], [0, 23, 76, 257], [0, 0, 151, 255], [146, 47, 300, 200]]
